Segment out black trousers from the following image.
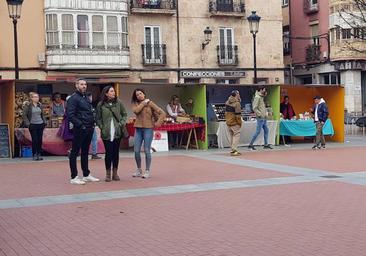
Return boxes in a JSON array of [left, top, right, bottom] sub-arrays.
[[69, 127, 93, 179], [29, 124, 44, 156], [103, 138, 121, 170]]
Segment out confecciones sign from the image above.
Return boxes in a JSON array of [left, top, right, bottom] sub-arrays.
[[180, 71, 246, 78]]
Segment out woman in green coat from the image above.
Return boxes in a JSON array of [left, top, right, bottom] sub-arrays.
[[96, 86, 127, 182]]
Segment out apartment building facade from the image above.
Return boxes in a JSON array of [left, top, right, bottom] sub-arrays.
[[0, 0, 130, 81], [128, 0, 284, 85], [283, 0, 366, 112], [329, 0, 366, 113], [1, 0, 284, 85]]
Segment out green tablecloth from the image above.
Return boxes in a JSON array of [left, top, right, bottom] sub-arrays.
[[280, 119, 334, 136]]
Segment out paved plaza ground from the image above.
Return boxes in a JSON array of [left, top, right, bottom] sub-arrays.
[[1, 136, 366, 256]]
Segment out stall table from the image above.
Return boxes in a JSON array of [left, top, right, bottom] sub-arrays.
[[216, 120, 278, 148], [127, 123, 206, 150], [15, 128, 105, 156], [280, 119, 334, 137]]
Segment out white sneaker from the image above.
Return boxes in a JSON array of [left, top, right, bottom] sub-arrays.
[[142, 170, 150, 179], [82, 175, 100, 182], [70, 176, 86, 185], [132, 169, 142, 178]]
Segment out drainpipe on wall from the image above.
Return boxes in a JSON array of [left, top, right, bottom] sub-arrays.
[[176, 0, 181, 83]]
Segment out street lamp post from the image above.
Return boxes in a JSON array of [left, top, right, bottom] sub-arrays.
[[247, 11, 261, 84], [6, 0, 24, 80]]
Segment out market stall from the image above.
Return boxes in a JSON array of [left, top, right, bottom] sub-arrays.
[[119, 83, 208, 151], [206, 84, 280, 148], [0, 79, 121, 156], [279, 85, 344, 143]]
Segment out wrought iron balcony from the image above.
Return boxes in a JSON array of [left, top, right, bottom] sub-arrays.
[[209, 0, 245, 17], [305, 44, 321, 62], [142, 44, 167, 65], [217, 45, 239, 66], [303, 0, 318, 14], [130, 0, 176, 14]]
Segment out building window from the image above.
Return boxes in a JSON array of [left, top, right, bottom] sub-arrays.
[[61, 14, 74, 48], [310, 24, 320, 45], [77, 15, 89, 48], [321, 73, 339, 84], [92, 16, 104, 49], [219, 27, 235, 63], [342, 28, 352, 39], [46, 14, 59, 49], [46, 14, 128, 50], [107, 16, 119, 49], [282, 0, 288, 7], [121, 16, 128, 49], [311, 0, 318, 5], [144, 26, 161, 61]]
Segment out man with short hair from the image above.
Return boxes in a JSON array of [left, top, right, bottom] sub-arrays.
[[225, 90, 242, 156], [248, 86, 273, 150], [311, 95, 329, 149], [67, 79, 100, 185]]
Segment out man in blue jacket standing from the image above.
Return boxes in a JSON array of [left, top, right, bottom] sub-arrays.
[[67, 78, 100, 185], [312, 95, 329, 150]]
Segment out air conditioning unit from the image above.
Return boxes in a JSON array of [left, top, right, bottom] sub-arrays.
[[38, 53, 46, 65]]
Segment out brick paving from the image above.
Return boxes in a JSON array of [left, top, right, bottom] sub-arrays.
[[0, 146, 366, 255]]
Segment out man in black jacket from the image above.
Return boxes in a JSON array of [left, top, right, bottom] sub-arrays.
[[311, 95, 329, 150], [67, 78, 100, 185]]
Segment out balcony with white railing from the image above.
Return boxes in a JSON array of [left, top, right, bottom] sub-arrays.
[[216, 45, 239, 66], [46, 47, 130, 69]]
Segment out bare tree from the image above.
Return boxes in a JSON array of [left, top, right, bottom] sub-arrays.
[[337, 0, 366, 53]]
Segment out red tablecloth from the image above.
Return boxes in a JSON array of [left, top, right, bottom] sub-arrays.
[[127, 123, 206, 141], [15, 128, 105, 156]]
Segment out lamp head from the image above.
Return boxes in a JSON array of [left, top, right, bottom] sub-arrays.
[[6, 0, 24, 20], [247, 11, 261, 35]]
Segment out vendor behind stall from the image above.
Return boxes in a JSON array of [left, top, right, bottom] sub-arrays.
[[280, 96, 296, 120], [51, 92, 66, 117], [166, 95, 186, 119], [166, 95, 186, 148]]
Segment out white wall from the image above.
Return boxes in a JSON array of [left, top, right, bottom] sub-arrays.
[[342, 70, 362, 112]]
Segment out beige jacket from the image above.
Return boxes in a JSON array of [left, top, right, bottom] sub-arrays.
[[133, 101, 166, 128], [252, 91, 267, 119]]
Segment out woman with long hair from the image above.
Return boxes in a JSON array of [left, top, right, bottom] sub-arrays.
[[96, 86, 127, 182], [131, 89, 165, 179], [22, 92, 47, 161]]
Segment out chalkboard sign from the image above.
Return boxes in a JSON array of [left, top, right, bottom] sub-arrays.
[[0, 124, 11, 158]]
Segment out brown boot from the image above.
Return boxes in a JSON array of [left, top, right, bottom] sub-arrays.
[[112, 168, 120, 181], [105, 169, 111, 182]]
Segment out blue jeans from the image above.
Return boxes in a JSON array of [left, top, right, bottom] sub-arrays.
[[91, 128, 98, 155], [134, 128, 154, 170], [250, 118, 269, 146]]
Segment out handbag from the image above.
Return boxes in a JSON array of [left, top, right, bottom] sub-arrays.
[[108, 106, 129, 139]]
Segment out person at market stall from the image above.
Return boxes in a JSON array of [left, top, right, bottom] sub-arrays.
[[67, 78, 100, 185], [311, 95, 329, 150], [96, 85, 127, 182], [280, 96, 296, 120], [280, 95, 296, 143], [166, 95, 186, 148], [51, 92, 66, 117], [22, 92, 47, 161], [86, 92, 102, 160], [248, 86, 273, 151], [131, 89, 166, 179], [225, 90, 242, 156]]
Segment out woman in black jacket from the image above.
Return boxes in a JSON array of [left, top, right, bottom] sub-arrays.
[[22, 92, 47, 161]]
